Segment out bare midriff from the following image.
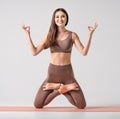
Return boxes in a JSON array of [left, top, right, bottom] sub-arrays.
[[50, 52, 71, 65]]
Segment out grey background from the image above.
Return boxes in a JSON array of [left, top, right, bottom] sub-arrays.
[[0, 112, 120, 119], [0, 0, 120, 107]]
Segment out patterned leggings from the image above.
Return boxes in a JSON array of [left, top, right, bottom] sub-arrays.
[[34, 63, 86, 109]]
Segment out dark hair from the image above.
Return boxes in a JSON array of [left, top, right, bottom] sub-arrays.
[[44, 8, 69, 49]]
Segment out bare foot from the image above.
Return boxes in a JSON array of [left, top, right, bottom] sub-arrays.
[[58, 82, 79, 94], [43, 82, 61, 91]]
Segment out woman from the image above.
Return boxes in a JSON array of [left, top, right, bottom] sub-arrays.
[[22, 8, 97, 109]]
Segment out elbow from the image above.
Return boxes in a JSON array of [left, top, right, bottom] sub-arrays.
[[32, 52, 37, 56], [82, 52, 87, 56], [32, 47, 43, 56], [82, 53, 87, 56], [81, 49, 88, 56], [32, 53, 37, 56]]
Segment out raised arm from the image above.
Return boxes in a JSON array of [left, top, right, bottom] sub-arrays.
[[22, 25, 47, 56], [73, 23, 98, 56]]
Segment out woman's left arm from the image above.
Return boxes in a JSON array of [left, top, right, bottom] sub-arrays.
[[73, 23, 98, 56]]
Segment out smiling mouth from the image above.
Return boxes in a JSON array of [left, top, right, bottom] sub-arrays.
[[58, 22, 64, 24]]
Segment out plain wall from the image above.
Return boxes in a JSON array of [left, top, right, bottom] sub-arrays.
[[0, 0, 120, 107]]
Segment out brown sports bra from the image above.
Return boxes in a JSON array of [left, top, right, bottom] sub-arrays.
[[50, 31, 73, 53]]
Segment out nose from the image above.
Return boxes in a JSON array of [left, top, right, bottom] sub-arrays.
[[59, 17, 63, 22]]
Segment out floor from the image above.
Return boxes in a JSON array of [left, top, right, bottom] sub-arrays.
[[0, 106, 120, 119]]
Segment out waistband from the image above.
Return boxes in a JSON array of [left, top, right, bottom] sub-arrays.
[[49, 63, 72, 69]]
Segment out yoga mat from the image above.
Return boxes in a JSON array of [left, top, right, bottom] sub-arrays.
[[0, 106, 120, 112]]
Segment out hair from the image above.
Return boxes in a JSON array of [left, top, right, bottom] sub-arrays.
[[44, 8, 69, 49]]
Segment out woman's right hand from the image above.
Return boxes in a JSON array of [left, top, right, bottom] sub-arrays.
[[22, 25, 30, 34]]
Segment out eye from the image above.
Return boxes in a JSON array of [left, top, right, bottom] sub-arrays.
[[55, 15, 59, 18], [61, 15, 65, 18]]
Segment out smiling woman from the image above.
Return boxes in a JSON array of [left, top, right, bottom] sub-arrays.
[[22, 8, 97, 109], [55, 10, 68, 27]]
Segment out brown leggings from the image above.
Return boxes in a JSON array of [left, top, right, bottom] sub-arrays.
[[34, 63, 86, 109]]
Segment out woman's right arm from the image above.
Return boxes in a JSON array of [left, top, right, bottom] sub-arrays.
[[22, 25, 47, 56]]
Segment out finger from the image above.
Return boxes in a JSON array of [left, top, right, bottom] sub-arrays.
[[43, 86, 47, 90], [27, 26, 30, 29], [88, 26, 93, 31], [88, 26, 91, 30], [22, 25, 30, 30], [22, 25, 26, 29], [22, 26, 28, 31], [42, 84, 46, 88], [75, 87, 79, 90], [94, 23, 98, 29], [43, 88, 46, 90], [42, 85, 45, 88], [74, 82, 79, 87]]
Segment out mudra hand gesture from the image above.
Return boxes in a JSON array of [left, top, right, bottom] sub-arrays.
[[22, 25, 30, 34], [88, 23, 98, 35]]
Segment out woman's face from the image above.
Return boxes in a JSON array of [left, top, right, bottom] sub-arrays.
[[55, 11, 67, 27]]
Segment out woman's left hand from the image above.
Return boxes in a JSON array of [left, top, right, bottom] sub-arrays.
[[88, 23, 98, 35]]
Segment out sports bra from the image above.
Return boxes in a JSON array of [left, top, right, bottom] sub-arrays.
[[50, 31, 73, 53]]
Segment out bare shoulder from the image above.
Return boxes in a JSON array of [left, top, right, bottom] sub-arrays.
[[71, 32, 79, 42]]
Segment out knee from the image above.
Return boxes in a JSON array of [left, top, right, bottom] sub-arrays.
[[34, 101, 43, 108], [77, 101, 86, 109]]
